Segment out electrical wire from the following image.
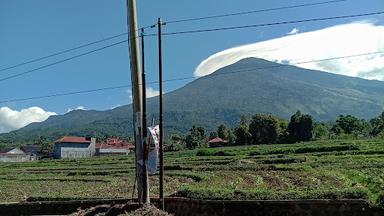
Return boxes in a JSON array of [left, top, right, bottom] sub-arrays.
[[159, 11, 384, 36], [0, 33, 128, 73], [2, 10, 383, 84], [0, 40, 128, 83], [0, 85, 131, 104], [0, 0, 348, 73], [165, 0, 347, 24], [1, 50, 382, 104], [0, 28, 154, 74]]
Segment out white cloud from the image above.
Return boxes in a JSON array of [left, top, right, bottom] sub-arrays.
[[0, 107, 56, 133], [110, 104, 121, 109], [125, 87, 161, 100], [66, 106, 86, 113], [125, 89, 133, 102], [146, 87, 160, 98], [287, 27, 300, 35], [194, 21, 384, 81]]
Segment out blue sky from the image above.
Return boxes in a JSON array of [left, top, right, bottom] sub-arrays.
[[0, 0, 383, 132]]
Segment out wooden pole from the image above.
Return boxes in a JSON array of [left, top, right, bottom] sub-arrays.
[[140, 28, 150, 204]]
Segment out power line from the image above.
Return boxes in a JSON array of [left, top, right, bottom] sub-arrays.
[[0, 40, 128, 83], [1, 50, 382, 104], [2, 11, 383, 83], [0, 85, 131, 104], [0, 26, 155, 74], [166, 0, 347, 24], [0, 0, 347, 73], [160, 11, 384, 36], [0, 33, 127, 74]]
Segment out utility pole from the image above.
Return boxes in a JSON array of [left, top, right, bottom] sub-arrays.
[[126, 0, 149, 204], [140, 28, 150, 204], [157, 17, 165, 210]]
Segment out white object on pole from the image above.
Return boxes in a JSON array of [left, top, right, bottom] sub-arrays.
[[147, 125, 160, 175]]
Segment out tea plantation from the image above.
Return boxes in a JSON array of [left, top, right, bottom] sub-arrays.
[[0, 139, 383, 206]]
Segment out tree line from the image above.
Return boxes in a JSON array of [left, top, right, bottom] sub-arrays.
[[167, 111, 384, 150]]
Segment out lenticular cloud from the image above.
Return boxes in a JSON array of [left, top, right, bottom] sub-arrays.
[[194, 21, 384, 81]]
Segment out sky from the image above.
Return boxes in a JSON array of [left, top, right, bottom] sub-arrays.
[[0, 0, 383, 133]]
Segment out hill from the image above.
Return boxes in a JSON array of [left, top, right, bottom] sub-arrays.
[[1, 58, 384, 142]]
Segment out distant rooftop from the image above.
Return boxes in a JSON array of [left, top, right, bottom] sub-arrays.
[[96, 143, 135, 150], [0, 148, 14, 154], [208, 137, 228, 143], [55, 136, 91, 144]]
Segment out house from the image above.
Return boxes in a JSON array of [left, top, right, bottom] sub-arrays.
[[0, 147, 31, 162], [208, 137, 228, 148], [95, 138, 134, 156], [21, 145, 41, 160], [96, 144, 131, 156], [54, 136, 96, 159]]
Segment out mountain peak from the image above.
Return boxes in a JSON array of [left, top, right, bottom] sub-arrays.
[[2, 58, 384, 142], [212, 57, 279, 75]]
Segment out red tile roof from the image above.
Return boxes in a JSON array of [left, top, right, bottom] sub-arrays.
[[55, 136, 91, 144], [96, 143, 135, 150], [100, 145, 130, 149], [208, 137, 228, 143]]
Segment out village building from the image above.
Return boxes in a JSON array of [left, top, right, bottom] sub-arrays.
[[96, 137, 134, 156], [54, 136, 96, 159], [208, 137, 229, 148], [21, 145, 41, 160], [96, 144, 131, 156], [0, 147, 31, 162]]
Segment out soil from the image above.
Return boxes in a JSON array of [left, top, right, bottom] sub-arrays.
[[122, 204, 172, 216], [69, 203, 172, 216]]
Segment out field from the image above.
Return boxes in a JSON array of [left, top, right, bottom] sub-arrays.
[[0, 139, 383, 206]]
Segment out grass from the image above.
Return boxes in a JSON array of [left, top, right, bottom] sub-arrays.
[[0, 139, 383, 206]]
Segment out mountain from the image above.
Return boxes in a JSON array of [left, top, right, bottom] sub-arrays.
[[2, 58, 384, 142]]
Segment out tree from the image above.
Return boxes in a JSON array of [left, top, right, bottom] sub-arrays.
[[209, 131, 218, 140], [277, 119, 289, 143], [288, 111, 314, 143], [300, 114, 314, 141], [167, 134, 185, 151], [313, 122, 332, 140], [35, 136, 52, 153], [249, 114, 280, 144], [239, 115, 249, 126], [370, 112, 384, 137], [185, 126, 207, 149], [334, 115, 364, 135], [234, 115, 251, 145], [217, 124, 230, 140], [217, 124, 235, 145], [227, 128, 236, 145], [330, 124, 343, 136], [234, 125, 251, 145]]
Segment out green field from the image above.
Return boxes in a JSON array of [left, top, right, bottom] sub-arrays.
[[0, 139, 383, 206]]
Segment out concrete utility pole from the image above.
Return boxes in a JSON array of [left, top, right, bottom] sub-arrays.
[[126, 0, 149, 204], [157, 17, 165, 210]]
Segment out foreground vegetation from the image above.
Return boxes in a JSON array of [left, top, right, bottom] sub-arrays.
[[0, 139, 383, 206], [168, 111, 384, 151]]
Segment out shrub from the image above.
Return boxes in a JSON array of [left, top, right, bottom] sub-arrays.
[[196, 149, 235, 156]]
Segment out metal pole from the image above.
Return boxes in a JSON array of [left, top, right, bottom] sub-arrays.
[[126, 0, 144, 203], [158, 17, 165, 210], [141, 28, 150, 204]]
